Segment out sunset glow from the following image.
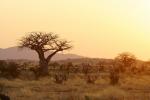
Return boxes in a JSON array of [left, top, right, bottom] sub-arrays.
[[0, 0, 150, 60]]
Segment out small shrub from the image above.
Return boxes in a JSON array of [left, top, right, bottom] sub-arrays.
[[82, 63, 91, 74], [29, 66, 40, 79], [54, 72, 69, 84], [82, 63, 99, 84], [7, 62, 20, 78], [19, 70, 36, 80], [0, 60, 7, 74], [0, 61, 20, 79], [109, 65, 120, 85], [85, 74, 98, 84], [52, 64, 70, 84]]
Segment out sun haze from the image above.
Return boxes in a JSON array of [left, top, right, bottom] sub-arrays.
[[0, 0, 150, 60]]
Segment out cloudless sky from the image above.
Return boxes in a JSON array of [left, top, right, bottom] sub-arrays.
[[0, 0, 150, 60]]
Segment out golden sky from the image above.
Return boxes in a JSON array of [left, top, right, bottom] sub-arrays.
[[0, 0, 150, 60]]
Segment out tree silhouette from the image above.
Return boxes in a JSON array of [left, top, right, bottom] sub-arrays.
[[19, 32, 72, 76], [115, 52, 136, 72]]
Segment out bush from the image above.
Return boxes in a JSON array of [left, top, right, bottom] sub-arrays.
[[0, 60, 7, 72], [109, 65, 120, 85], [29, 66, 40, 79], [85, 74, 98, 84], [0, 61, 20, 79], [54, 72, 68, 84], [19, 70, 36, 80], [7, 62, 20, 78], [53, 65, 70, 84], [82, 63, 99, 84], [82, 63, 91, 74]]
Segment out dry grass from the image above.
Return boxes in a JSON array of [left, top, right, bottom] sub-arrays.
[[0, 75, 150, 100], [84, 86, 128, 100]]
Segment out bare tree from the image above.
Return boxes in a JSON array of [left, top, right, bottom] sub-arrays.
[[19, 32, 72, 76]]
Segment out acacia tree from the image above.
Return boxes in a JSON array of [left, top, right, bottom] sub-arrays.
[[109, 52, 136, 85], [19, 32, 72, 76], [115, 52, 136, 72]]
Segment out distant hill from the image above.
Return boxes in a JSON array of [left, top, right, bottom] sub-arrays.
[[0, 47, 83, 61], [57, 58, 114, 65]]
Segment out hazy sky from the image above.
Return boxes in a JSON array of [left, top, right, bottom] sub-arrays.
[[0, 0, 150, 60]]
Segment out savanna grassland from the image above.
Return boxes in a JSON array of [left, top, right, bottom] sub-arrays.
[[1, 57, 150, 100], [1, 0, 150, 100], [1, 72, 150, 100]]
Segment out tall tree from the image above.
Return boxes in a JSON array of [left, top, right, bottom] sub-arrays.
[[19, 32, 72, 76]]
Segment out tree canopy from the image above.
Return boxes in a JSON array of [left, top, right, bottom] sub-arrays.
[[19, 32, 72, 76]]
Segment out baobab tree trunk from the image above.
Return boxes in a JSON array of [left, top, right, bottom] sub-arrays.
[[37, 51, 49, 76], [39, 60, 49, 76], [37, 50, 58, 76]]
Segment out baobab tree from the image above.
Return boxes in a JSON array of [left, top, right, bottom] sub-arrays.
[[19, 32, 72, 76]]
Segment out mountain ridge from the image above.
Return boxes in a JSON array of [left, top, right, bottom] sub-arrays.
[[0, 46, 83, 61]]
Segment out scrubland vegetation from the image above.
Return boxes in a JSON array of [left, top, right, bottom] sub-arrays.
[[1, 55, 150, 100], [0, 32, 150, 100]]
